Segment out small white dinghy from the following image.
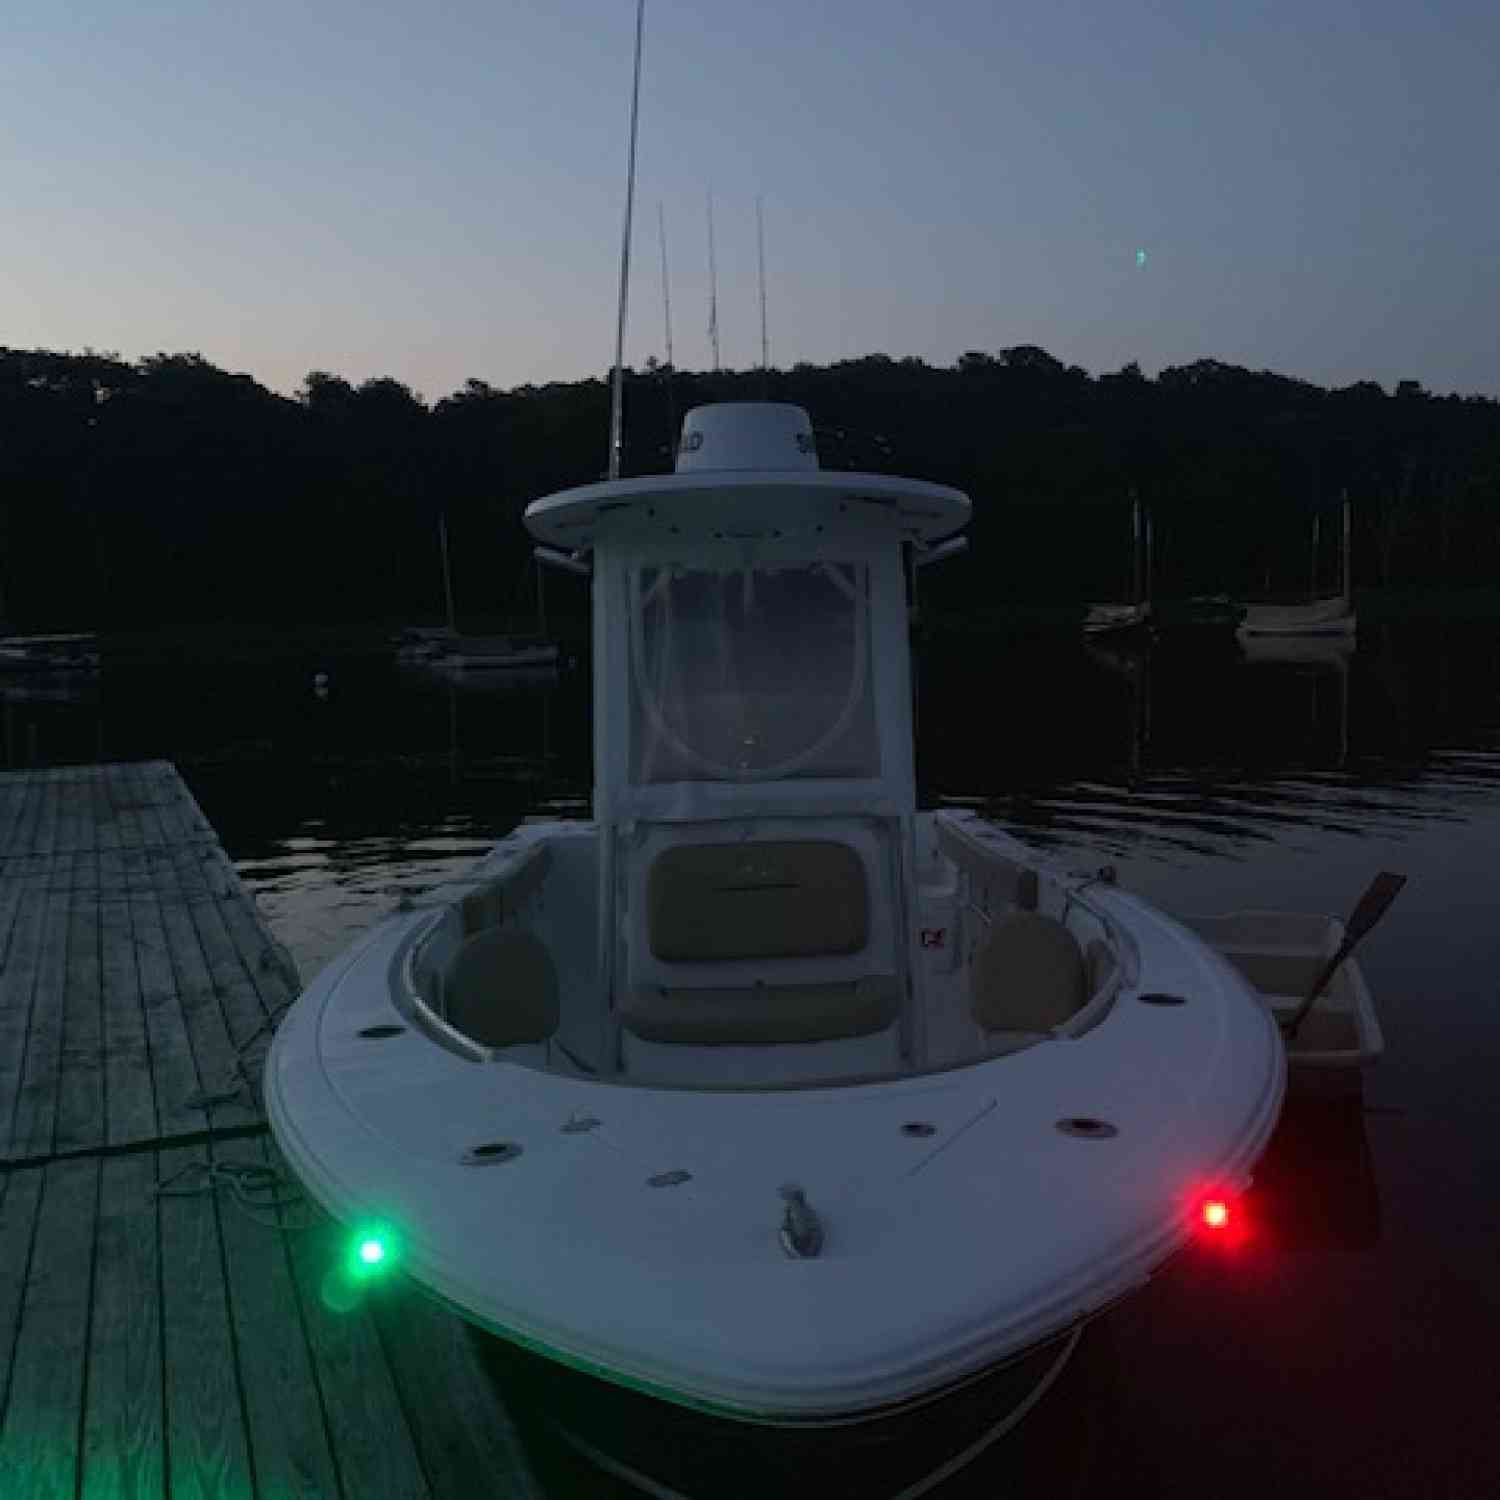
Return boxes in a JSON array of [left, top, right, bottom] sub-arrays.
[[1180, 910, 1384, 1097], [267, 403, 1286, 1496]]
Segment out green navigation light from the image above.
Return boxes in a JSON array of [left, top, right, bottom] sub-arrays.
[[1136, 249, 1147, 268], [344, 1222, 400, 1285]]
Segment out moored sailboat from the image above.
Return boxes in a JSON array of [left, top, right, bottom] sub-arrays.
[[1237, 495, 1356, 640], [1083, 492, 1153, 638]]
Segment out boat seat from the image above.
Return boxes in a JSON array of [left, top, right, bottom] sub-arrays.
[[647, 840, 868, 961], [972, 912, 1087, 1034], [444, 930, 560, 1047], [460, 845, 553, 937], [622, 975, 900, 1045]]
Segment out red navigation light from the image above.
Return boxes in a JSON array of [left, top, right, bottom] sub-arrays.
[[1201, 1199, 1231, 1231]]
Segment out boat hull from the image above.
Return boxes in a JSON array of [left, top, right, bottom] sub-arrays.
[[1235, 596, 1355, 638], [472, 1319, 1081, 1499], [1081, 602, 1151, 638], [266, 811, 1284, 1444]]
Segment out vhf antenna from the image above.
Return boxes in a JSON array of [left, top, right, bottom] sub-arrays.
[[608, 0, 645, 481], [756, 193, 770, 394], [706, 190, 721, 373], [658, 201, 677, 455], [658, 202, 674, 369]]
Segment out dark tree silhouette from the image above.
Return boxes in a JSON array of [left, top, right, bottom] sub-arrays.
[[0, 343, 1496, 640]]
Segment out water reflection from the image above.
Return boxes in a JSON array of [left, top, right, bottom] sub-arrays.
[[918, 622, 1500, 863], [1249, 1095, 1384, 1253]]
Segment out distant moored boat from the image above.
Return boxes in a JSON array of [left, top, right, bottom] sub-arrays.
[[1237, 496, 1356, 640]]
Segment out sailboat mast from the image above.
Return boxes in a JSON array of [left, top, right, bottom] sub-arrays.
[[608, 0, 646, 482], [1143, 506, 1153, 607], [1341, 489, 1352, 607], [658, 201, 674, 369], [438, 512, 456, 634], [1130, 491, 1143, 604], [658, 201, 678, 452], [707, 190, 721, 373]]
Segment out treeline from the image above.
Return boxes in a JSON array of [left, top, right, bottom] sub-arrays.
[[1, 345, 1497, 633]]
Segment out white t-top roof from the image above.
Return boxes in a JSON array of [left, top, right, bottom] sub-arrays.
[[523, 402, 971, 549]]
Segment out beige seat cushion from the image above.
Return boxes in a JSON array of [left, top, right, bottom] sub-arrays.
[[972, 913, 1086, 1033], [445, 930, 560, 1047], [622, 975, 899, 1045], [648, 841, 868, 961]]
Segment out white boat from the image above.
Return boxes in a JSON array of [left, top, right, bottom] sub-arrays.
[[267, 401, 1286, 1495], [396, 511, 560, 672], [1236, 594, 1356, 638], [0, 631, 100, 674], [1081, 599, 1151, 637], [1236, 497, 1356, 640], [395, 627, 560, 673], [1180, 909, 1382, 1097]]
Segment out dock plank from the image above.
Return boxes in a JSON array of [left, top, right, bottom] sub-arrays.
[[157, 1142, 255, 1500], [105, 763, 148, 851], [0, 1167, 46, 1431], [128, 877, 203, 1142], [52, 772, 82, 857], [148, 845, 262, 1133], [4, 871, 72, 1160], [170, 837, 281, 1053], [80, 1150, 165, 1500], [0, 889, 48, 1160], [100, 846, 159, 1148], [116, 763, 165, 849], [93, 768, 123, 854], [55, 849, 106, 1153], [215, 1134, 345, 1500], [35, 774, 62, 861], [0, 776, 25, 853], [285, 1208, 432, 1500], [5, 774, 48, 860], [0, 1157, 99, 1500]]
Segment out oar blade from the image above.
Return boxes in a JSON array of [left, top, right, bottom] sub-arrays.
[[1345, 871, 1407, 943], [1281, 870, 1407, 1041]]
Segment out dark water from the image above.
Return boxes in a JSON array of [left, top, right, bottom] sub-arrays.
[[7, 620, 1498, 1498]]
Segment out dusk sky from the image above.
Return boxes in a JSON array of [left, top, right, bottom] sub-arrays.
[[5, 1, 1496, 400]]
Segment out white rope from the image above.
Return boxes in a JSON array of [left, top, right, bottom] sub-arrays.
[[150, 1157, 314, 1232], [887, 1325, 1083, 1500]]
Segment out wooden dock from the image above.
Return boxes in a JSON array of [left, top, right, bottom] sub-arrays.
[[0, 762, 543, 1498]]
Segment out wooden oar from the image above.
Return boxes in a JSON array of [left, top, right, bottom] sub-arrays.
[[1281, 871, 1406, 1040]]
